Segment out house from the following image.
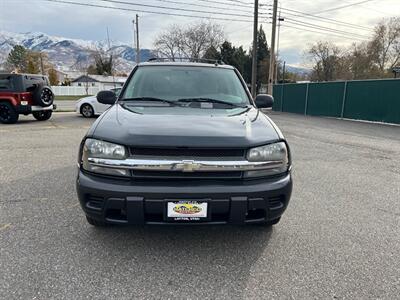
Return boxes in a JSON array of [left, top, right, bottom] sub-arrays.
[[53, 70, 85, 85], [54, 70, 67, 84], [71, 75, 126, 89]]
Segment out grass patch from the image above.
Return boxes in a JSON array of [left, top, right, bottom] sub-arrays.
[[55, 95, 92, 101]]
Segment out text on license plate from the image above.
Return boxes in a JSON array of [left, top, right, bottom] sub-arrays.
[[167, 201, 208, 220]]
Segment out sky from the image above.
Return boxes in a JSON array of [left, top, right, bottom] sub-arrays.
[[1, 0, 400, 67]]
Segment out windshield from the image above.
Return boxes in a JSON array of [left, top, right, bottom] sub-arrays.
[[120, 66, 250, 105]]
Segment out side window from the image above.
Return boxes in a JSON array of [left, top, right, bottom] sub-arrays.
[[0, 76, 12, 90], [23, 76, 48, 92]]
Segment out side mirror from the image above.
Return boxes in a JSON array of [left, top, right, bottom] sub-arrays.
[[254, 94, 274, 108], [97, 90, 117, 105]]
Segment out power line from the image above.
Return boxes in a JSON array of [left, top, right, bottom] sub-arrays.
[[281, 24, 367, 41], [313, 0, 377, 14], [215, 0, 255, 5], [285, 20, 369, 40], [196, 0, 268, 11], [151, 0, 262, 14], [97, 0, 255, 18], [280, 7, 373, 31], [284, 19, 370, 39], [42, 0, 258, 23]]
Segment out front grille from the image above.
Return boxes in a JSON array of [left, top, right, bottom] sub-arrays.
[[129, 147, 246, 180], [130, 147, 245, 158], [132, 170, 243, 179]]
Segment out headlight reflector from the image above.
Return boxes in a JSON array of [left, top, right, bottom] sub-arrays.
[[245, 142, 289, 177], [84, 138, 127, 159], [81, 138, 129, 176]]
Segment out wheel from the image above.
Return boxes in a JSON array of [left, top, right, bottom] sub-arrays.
[[80, 104, 94, 118], [33, 85, 54, 107], [0, 102, 19, 124], [86, 215, 107, 227], [32, 110, 52, 121]]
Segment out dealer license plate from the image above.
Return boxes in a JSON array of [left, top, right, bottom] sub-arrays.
[[167, 201, 208, 221]]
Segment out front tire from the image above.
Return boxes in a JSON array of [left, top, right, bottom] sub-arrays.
[[32, 110, 52, 121], [0, 102, 19, 124], [80, 104, 94, 118]]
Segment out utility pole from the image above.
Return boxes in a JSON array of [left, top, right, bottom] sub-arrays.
[[268, 0, 278, 95], [106, 27, 116, 87], [135, 14, 140, 64], [275, 9, 284, 84], [251, 0, 259, 98]]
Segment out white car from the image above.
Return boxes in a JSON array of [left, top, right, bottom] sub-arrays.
[[75, 88, 121, 118]]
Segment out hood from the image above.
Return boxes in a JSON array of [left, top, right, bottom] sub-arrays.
[[90, 104, 280, 148]]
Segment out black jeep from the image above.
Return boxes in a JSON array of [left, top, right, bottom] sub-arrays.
[[0, 73, 56, 124], [76, 61, 292, 227]]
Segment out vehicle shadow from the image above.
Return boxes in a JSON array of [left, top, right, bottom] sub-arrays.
[[87, 223, 274, 298]]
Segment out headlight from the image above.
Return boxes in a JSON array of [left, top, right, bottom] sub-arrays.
[[81, 138, 129, 176], [245, 142, 289, 177]]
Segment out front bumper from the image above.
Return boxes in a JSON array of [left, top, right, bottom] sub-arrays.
[[16, 104, 56, 114], [76, 170, 292, 225]]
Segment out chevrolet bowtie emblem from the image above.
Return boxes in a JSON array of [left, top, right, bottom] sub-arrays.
[[174, 160, 201, 172]]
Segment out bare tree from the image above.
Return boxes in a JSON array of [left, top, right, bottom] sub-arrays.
[[154, 21, 224, 60], [92, 49, 114, 76], [181, 22, 225, 59], [306, 41, 350, 81], [154, 24, 185, 60], [368, 17, 400, 72], [347, 42, 381, 79]]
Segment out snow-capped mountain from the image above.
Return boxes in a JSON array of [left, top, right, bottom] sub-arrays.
[[0, 30, 154, 73], [285, 65, 311, 76]]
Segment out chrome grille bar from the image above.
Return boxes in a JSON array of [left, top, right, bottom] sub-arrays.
[[87, 157, 284, 172]]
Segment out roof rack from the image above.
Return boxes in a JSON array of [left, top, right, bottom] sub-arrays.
[[147, 57, 226, 66]]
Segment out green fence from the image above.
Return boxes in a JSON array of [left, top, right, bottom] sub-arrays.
[[273, 79, 400, 124]]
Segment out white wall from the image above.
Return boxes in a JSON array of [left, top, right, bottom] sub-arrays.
[[51, 86, 101, 96]]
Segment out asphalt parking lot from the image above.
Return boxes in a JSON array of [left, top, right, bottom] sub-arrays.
[[1, 112, 399, 299]]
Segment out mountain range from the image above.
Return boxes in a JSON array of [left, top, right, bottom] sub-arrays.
[[0, 30, 153, 73], [0, 30, 310, 76]]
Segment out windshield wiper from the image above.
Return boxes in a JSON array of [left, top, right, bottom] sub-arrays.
[[120, 97, 177, 106], [176, 98, 246, 108]]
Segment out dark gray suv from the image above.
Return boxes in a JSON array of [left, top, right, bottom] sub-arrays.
[[76, 61, 292, 226]]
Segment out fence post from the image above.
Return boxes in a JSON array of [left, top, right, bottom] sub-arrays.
[[304, 83, 310, 115], [341, 81, 348, 118], [280, 84, 284, 112]]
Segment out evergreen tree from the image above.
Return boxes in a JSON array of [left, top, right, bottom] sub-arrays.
[[203, 46, 221, 61], [256, 26, 270, 90], [6, 45, 28, 72], [202, 26, 270, 88]]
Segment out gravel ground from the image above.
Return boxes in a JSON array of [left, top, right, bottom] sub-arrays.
[[0, 112, 399, 299]]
